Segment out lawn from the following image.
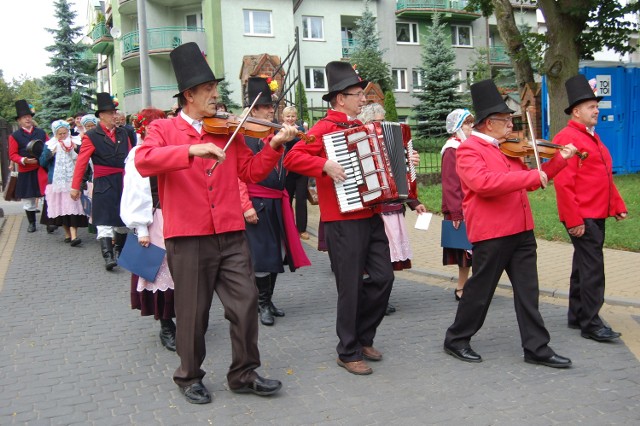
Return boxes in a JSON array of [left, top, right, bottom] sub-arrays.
[[417, 173, 640, 252]]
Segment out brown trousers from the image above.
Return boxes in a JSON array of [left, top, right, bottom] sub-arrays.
[[166, 231, 260, 388]]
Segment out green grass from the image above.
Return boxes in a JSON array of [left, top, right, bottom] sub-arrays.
[[417, 173, 640, 252]]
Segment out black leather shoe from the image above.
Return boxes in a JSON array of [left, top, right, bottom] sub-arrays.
[[230, 375, 282, 396], [581, 327, 621, 342], [259, 304, 274, 326], [524, 353, 572, 368], [269, 302, 285, 317], [444, 345, 482, 363], [179, 381, 211, 404], [159, 328, 176, 352], [27, 222, 36, 233], [70, 238, 82, 247], [46, 225, 58, 234], [385, 303, 396, 315]]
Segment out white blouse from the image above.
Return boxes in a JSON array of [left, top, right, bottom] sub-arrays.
[[120, 145, 153, 237]]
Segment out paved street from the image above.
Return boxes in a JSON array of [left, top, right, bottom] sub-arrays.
[[1, 209, 640, 425]]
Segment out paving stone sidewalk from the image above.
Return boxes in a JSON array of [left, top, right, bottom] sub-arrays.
[[1, 220, 639, 425]]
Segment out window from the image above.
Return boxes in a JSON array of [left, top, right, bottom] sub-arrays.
[[454, 70, 464, 93], [396, 22, 418, 44], [392, 69, 408, 92], [185, 14, 202, 29], [302, 16, 324, 40], [305, 67, 326, 90], [243, 10, 272, 36], [412, 69, 423, 91], [451, 25, 472, 47]]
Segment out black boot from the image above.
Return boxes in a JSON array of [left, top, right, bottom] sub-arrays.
[[268, 273, 285, 317], [26, 211, 37, 233], [113, 232, 127, 261], [159, 319, 176, 352], [256, 276, 274, 326], [100, 237, 117, 271]]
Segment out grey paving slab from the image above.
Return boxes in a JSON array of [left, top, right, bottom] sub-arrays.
[[1, 219, 639, 425]]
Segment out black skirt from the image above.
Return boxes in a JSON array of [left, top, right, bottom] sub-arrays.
[[15, 169, 42, 199]]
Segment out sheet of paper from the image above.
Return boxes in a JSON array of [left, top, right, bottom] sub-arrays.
[[414, 212, 433, 231]]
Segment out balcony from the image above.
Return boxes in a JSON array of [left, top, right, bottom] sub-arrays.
[[342, 38, 357, 58], [90, 22, 114, 55], [490, 46, 510, 64], [396, 0, 481, 21], [121, 27, 205, 61]]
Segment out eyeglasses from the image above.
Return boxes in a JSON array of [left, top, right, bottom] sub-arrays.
[[341, 91, 366, 98], [489, 116, 513, 124]]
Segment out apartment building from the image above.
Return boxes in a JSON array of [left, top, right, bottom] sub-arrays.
[[87, 0, 536, 119]]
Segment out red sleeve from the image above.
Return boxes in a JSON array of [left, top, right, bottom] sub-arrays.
[[238, 179, 253, 212], [282, 122, 329, 178], [441, 148, 463, 220], [8, 135, 22, 164], [71, 135, 96, 190]]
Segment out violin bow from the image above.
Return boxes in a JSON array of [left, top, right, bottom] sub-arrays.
[[206, 91, 263, 176], [525, 106, 543, 176]]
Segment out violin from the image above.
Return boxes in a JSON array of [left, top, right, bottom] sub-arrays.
[[202, 112, 315, 144], [500, 137, 589, 160]]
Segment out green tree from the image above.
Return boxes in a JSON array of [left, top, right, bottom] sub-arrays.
[[348, 0, 391, 92], [39, 0, 95, 125], [0, 71, 16, 120], [383, 91, 398, 123], [294, 81, 310, 125], [217, 76, 241, 111], [413, 12, 463, 139], [466, 0, 640, 136]]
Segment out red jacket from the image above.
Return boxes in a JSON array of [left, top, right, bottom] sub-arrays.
[[283, 109, 374, 222], [457, 133, 567, 243], [134, 116, 284, 239], [441, 143, 464, 221], [553, 120, 626, 228]]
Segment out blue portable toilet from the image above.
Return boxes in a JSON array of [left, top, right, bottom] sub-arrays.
[[541, 61, 640, 174]]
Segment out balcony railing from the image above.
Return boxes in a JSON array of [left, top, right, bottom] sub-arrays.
[[123, 85, 179, 97], [122, 27, 205, 57], [490, 46, 510, 63], [342, 38, 357, 58], [91, 22, 112, 41], [396, 0, 470, 10]]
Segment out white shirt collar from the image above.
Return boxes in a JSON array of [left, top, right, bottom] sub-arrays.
[[471, 130, 500, 147], [180, 110, 203, 133]]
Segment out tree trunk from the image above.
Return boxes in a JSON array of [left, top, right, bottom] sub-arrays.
[[493, 0, 535, 91], [538, 0, 590, 137]]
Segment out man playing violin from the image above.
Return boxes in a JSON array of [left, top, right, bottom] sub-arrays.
[[553, 74, 627, 342], [444, 79, 578, 369], [134, 42, 298, 405]]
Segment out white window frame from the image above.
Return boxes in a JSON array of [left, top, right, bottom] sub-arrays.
[[302, 16, 324, 41], [451, 25, 473, 47], [392, 68, 408, 92], [305, 67, 327, 91], [455, 70, 464, 93], [185, 13, 203, 29], [396, 22, 419, 44], [243, 9, 273, 37], [411, 69, 423, 92]]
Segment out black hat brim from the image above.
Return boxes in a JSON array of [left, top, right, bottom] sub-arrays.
[[322, 79, 368, 102], [564, 95, 604, 115], [474, 104, 515, 126], [173, 77, 225, 98]]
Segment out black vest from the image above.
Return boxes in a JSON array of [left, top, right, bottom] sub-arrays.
[[86, 126, 131, 168], [11, 127, 47, 157]]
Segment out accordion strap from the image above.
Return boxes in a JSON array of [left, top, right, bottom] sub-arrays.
[[319, 118, 361, 129]]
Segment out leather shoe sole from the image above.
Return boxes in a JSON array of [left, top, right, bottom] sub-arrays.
[[337, 358, 373, 375], [524, 354, 572, 368], [230, 375, 282, 396], [179, 381, 211, 404], [444, 345, 482, 363], [362, 346, 382, 361], [581, 327, 621, 342]]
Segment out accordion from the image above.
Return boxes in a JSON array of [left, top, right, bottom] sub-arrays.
[[323, 121, 417, 213]]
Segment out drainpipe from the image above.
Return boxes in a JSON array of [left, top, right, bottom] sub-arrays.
[[138, 0, 152, 108]]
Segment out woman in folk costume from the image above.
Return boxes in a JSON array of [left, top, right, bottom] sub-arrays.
[[120, 108, 176, 352], [441, 109, 474, 301], [39, 120, 89, 245]]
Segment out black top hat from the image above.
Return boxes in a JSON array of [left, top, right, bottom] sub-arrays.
[[95, 92, 118, 117], [564, 74, 603, 115], [322, 61, 368, 102], [170, 42, 223, 98], [15, 99, 34, 120], [245, 77, 274, 107], [470, 79, 514, 126]]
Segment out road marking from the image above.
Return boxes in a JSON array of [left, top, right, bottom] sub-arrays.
[[0, 216, 21, 293]]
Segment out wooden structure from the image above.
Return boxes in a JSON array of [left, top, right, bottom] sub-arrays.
[[239, 54, 286, 118]]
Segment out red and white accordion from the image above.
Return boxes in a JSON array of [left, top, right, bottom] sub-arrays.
[[323, 121, 417, 213]]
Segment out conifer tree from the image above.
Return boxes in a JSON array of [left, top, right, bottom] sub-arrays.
[[294, 81, 310, 125], [217, 77, 241, 111], [39, 0, 95, 125], [383, 91, 398, 123], [349, 0, 391, 92], [413, 12, 463, 139]]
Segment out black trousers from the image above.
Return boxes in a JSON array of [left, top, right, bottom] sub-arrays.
[[567, 218, 606, 332], [166, 231, 260, 388], [285, 173, 308, 233], [445, 231, 554, 358], [325, 216, 394, 362]]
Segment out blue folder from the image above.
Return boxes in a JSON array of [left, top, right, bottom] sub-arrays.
[[117, 233, 166, 282], [440, 220, 473, 250]]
